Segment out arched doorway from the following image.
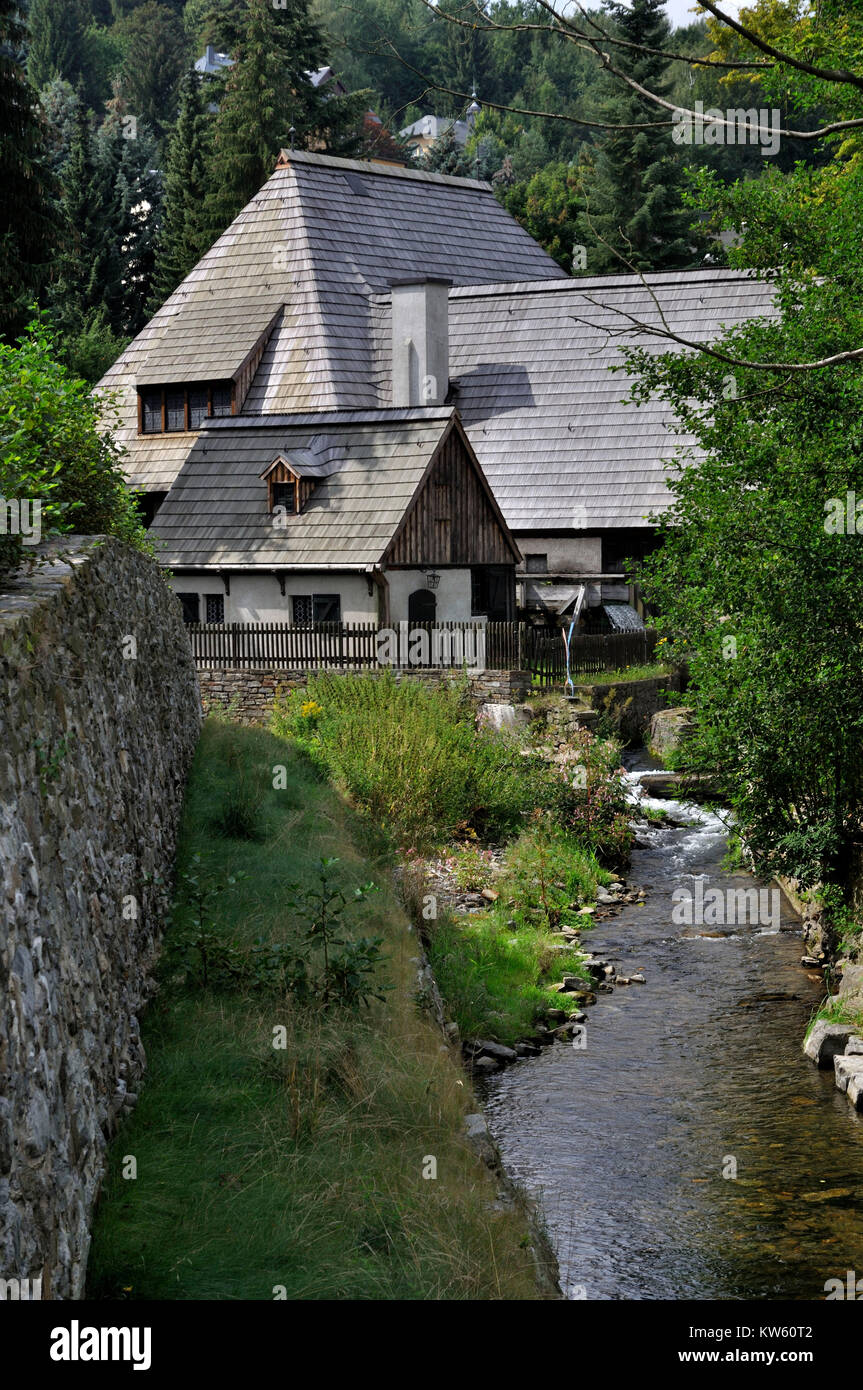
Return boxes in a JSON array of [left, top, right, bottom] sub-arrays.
[[408, 589, 436, 623]]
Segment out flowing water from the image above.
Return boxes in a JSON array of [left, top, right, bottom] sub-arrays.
[[482, 756, 863, 1300]]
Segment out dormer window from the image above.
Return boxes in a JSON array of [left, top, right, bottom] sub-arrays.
[[138, 381, 234, 434], [271, 480, 296, 514]]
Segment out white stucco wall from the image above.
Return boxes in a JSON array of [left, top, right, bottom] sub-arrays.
[[384, 568, 474, 623], [166, 572, 377, 624]]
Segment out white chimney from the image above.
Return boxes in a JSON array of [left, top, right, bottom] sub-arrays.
[[390, 277, 452, 408]]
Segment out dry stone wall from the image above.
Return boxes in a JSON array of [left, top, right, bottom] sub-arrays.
[[0, 538, 200, 1298], [198, 666, 532, 723]]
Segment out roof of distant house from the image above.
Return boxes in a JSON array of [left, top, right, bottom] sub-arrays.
[[400, 114, 469, 147], [194, 44, 234, 75]]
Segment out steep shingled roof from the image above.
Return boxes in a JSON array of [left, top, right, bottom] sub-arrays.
[[96, 150, 565, 494], [149, 408, 459, 569], [442, 269, 779, 530]]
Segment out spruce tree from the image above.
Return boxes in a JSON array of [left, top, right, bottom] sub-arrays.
[[99, 115, 165, 335], [51, 94, 123, 339], [0, 0, 57, 341], [117, 1, 188, 141], [203, 0, 331, 233], [26, 0, 89, 92], [577, 0, 706, 274], [150, 67, 213, 307]]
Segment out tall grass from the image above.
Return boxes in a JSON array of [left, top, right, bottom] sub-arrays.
[[86, 719, 546, 1301], [272, 671, 548, 849], [424, 824, 610, 1043]]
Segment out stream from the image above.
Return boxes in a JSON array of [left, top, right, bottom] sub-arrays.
[[482, 754, 863, 1300]]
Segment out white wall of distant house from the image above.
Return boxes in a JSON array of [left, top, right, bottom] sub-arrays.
[[166, 572, 377, 625], [166, 568, 478, 625], [385, 568, 474, 624], [516, 536, 603, 575]]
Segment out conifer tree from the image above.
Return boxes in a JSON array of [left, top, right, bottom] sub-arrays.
[[50, 94, 123, 339], [204, 0, 338, 233], [0, 0, 57, 341], [577, 0, 706, 274], [26, 0, 89, 92], [150, 67, 213, 307]]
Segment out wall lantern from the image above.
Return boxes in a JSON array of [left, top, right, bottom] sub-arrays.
[[426, 571, 440, 590]]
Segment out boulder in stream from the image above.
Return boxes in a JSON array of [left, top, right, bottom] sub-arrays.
[[803, 1021, 859, 1068]]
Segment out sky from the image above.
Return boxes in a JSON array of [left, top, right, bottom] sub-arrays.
[[628, 0, 744, 28]]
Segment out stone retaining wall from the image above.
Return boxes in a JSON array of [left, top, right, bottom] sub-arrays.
[[197, 666, 532, 724], [0, 538, 200, 1298]]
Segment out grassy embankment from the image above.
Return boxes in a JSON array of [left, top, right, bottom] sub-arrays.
[[87, 718, 546, 1300], [272, 673, 631, 1045]]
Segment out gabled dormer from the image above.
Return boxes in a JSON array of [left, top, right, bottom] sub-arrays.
[[260, 455, 306, 517], [260, 438, 347, 517]]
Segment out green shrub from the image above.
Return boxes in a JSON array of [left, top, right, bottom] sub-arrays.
[[0, 315, 150, 583], [272, 671, 548, 849]]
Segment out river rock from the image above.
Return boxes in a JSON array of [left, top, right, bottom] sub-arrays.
[[545, 1008, 567, 1023], [515, 1041, 541, 1057], [648, 706, 694, 757], [471, 1055, 502, 1076], [463, 1112, 497, 1167], [803, 1021, 859, 1068], [630, 973, 646, 984], [846, 1036, 863, 1056], [834, 1054, 863, 1096], [473, 1039, 518, 1063]]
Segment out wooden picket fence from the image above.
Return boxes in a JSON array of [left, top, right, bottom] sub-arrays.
[[186, 620, 657, 682]]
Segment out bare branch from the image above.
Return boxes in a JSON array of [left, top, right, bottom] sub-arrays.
[[571, 206, 863, 376], [592, 48, 863, 142], [418, 0, 773, 71]]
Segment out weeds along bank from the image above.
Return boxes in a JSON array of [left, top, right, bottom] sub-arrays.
[[88, 719, 550, 1300], [271, 673, 634, 1051]]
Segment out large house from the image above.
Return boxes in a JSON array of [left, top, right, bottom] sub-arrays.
[[97, 149, 775, 629]]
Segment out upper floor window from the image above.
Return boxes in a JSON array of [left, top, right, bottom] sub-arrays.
[[525, 554, 548, 574], [139, 381, 234, 434], [271, 481, 296, 514]]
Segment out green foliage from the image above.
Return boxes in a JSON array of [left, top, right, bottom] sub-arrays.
[[88, 720, 543, 1301], [0, 316, 150, 577], [576, 0, 707, 273], [116, 0, 189, 139], [27, 0, 90, 94], [493, 819, 606, 933], [150, 66, 214, 307], [272, 671, 548, 849], [439, 842, 496, 893], [0, 1, 58, 343], [629, 63, 863, 890], [542, 727, 633, 863], [284, 858, 386, 1009], [203, 0, 360, 234], [425, 823, 605, 1043], [501, 161, 582, 272]]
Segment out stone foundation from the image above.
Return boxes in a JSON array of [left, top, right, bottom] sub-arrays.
[[197, 666, 532, 724]]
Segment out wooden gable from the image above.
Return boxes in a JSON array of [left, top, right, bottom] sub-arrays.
[[260, 456, 316, 514], [384, 418, 521, 568]]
